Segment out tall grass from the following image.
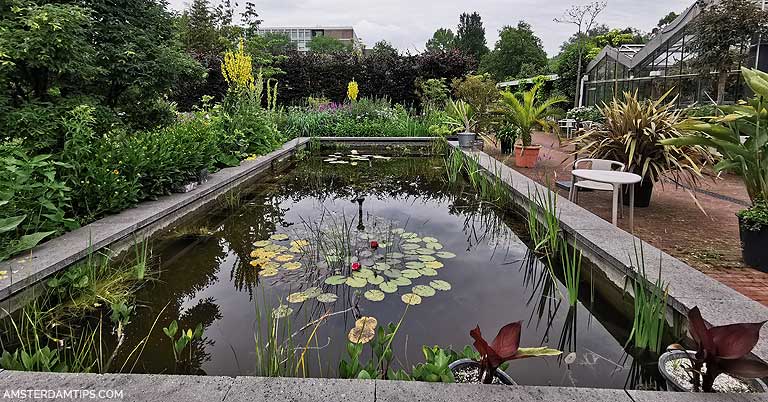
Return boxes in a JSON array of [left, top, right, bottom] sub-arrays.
[[625, 242, 669, 353]]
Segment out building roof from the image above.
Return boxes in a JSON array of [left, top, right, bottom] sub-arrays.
[[259, 26, 356, 31]]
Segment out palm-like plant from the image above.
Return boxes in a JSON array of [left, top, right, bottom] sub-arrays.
[[499, 83, 567, 146], [570, 90, 713, 189], [443, 99, 478, 133]]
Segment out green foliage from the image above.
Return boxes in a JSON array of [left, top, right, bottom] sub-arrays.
[[625, 242, 668, 353], [443, 99, 477, 133], [566, 106, 603, 122], [415, 78, 449, 111], [307, 36, 351, 54], [657, 12, 679, 28], [451, 74, 500, 135], [455, 12, 488, 64], [573, 90, 713, 186], [410, 345, 476, 382], [500, 83, 567, 146], [425, 28, 456, 52], [339, 322, 410, 380], [738, 201, 768, 231], [163, 320, 204, 363], [0, 347, 67, 372], [480, 22, 548, 81]]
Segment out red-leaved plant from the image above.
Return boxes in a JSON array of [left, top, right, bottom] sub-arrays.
[[470, 322, 561, 384], [679, 307, 768, 392]]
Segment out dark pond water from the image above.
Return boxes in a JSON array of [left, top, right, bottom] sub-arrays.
[[119, 148, 664, 389]]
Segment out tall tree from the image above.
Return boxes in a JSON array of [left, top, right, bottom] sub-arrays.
[[426, 28, 456, 52], [554, 1, 606, 106], [307, 35, 350, 53], [657, 11, 679, 28], [480, 21, 548, 81], [455, 12, 488, 63], [689, 0, 768, 104], [370, 40, 398, 57]]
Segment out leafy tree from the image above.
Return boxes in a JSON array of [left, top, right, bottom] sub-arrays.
[[426, 28, 456, 52], [307, 36, 350, 53], [414, 78, 449, 110], [689, 0, 768, 104], [370, 40, 398, 57], [451, 74, 500, 134], [178, 0, 228, 57], [552, 39, 598, 108], [455, 12, 488, 63], [657, 11, 679, 28], [479, 22, 547, 81]]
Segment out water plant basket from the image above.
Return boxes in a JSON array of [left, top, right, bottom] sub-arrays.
[[448, 358, 516, 385], [457, 132, 476, 149], [658, 350, 768, 393], [739, 216, 768, 272]]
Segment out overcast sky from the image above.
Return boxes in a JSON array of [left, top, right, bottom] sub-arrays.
[[167, 0, 693, 56]]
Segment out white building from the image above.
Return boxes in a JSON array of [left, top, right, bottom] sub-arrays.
[[257, 26, 363, 52]]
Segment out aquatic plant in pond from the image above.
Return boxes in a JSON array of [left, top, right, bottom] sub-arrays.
[[625, 243, 668, 354]]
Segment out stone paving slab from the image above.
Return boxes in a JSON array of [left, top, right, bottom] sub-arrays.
[[226, 376, 375, 402], [452, 143, 768, 365], [0, 138, 308, 302]]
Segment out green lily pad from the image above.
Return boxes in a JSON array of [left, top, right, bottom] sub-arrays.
[[325, 275, 347, 285], [282, 262, 302, 270], [405, 261, 425, 269], [353, 268, 375, 279], [287, 292, 307, 303], [435, 251, 457, 259], [379, 282, 398, 293], [373, 262, 390, 271], [401, 232, 418, 239], [418, 255, 436, 262], [413, 285, 436, 297], [401, 293, 422, 305], [401, 269, 422, 279], [304, 287, 322, 298], [405, 237, 422, 243], [259, 268, 279, 277], [368, 275, 385, 285], [392, 276, 412, 286], [254, 240, 272, 247], [364, 289, 385, 302], [401, 244, 420, 250], [404, 249, 420, 255], [346, 277, 368, 288], [384, 269, 402, 278], [425, 242, 443, 250], [430, 280, 452, 291], [417, 248, 436, 255], [422, 237, 439, 243], [424, 261, 444, 269], [388, 252, 405, 259], [272, 305, 293, 318], [270, 233, 289, 241], [419, 268, 438, 276], [317, 293, 338, 303]]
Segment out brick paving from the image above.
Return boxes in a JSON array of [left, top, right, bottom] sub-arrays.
[[484, 132, 768, 306]]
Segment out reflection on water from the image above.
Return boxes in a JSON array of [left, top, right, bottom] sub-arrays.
[[118, 151, 663, 388]]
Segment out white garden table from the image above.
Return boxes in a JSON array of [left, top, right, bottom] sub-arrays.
[[570, 169, 642, 232]]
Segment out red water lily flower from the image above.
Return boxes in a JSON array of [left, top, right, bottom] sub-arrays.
[[351, 262, 361, 271], [370, 241, 379, 249], [685, 306, 768, 392]]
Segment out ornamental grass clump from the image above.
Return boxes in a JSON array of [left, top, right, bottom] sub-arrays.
[[571, 90, 713, 189]]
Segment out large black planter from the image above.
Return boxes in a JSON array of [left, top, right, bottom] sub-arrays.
[[623, 179, 653, 208], [739, 216, 768, 272], [500, 137, 513, 154]]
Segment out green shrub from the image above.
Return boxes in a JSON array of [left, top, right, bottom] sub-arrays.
[[565, 105, 603, 122], [738, 200, 768, 231]]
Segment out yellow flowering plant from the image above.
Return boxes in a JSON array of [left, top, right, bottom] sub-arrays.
[[222, 38, 255, 93], [347, 79, 359, 102]]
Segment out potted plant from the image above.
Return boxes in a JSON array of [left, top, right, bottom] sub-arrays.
[[663, 67, 768, 270], [658, 307, 768, 392], [496, 124, 519, 155], [444, 99, 479, 149], [447, 321, 560, 384], [499, 83, 566, 168], [571, 90, 713, 207]]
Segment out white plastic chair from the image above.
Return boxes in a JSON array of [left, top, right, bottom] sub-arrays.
[[569, 159, 626, 213]]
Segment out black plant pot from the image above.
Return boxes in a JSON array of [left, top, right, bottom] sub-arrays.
[[448, 359, 516, 385], [739, 216, 768, 272], [500, 137, 513, 154], [623, 179, 654, 208]]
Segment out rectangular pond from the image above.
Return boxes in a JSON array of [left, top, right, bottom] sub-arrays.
[[6, 145, 670, 389]]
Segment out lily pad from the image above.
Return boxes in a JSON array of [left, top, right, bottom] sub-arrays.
[[373, 262, 390, 271], [379, 282, 398, 293], [401, 269, 422, 279], [401, 232, 418, 239], [304, 287, 322, 298], [353, 268, 375, 279], [417, 248, 436, 255], [270, 233, 289, 241], [282, 262, 302, 270], [413, 285, 436, 297], [259, 268, 279, 277], [287, 292, 307, 303], [405, 237, 422, 243], [383, 269, 402, 278], [290, 239, 309, 248], [422, 237, 439, 243], [419, 267, 438, 276], [401, 293, 422, 305], [325, 275, 347, 285], [405, 261, 425, 269], [275, 254, 295, 262], [401, 243, 420, 250], [388, 252, 405, 259], [263, 262, 281, 270], [418, 255, 436, 262], [317, 293, 338, 303], [429, 280, 452, 291], [346, 277, 368, 288], [392, 276, 412, 286], [348, 316, 378, 344], [404, 249, 420, 255], [272, 305, 293, 318], [435, 251, 457, 259], [250, 259, 270, 267], [253, 240, 272, 247], [424, 261, 444, 269], [425, 242, 444, 250], [364, 289, 385, 302], [368, 275, 385, 285]]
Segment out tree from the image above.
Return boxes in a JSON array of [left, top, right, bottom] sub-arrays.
[[370, 40, 398, 57], [554, 1, 607, 106], [689, 0, 768, 104], [178, 0, 226, 57], [455, 12, 488, 64], [552, 39, 599, 107], [479, 22, 547, 81], [657, 11, 679, 28], [426, 28, 456, 52], [307, 36, 350, 53]]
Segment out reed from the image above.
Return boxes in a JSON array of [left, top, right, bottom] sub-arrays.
[[625, 242, 669, 353]]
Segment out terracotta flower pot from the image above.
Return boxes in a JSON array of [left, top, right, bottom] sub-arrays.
[[514, 144, 541, 168]]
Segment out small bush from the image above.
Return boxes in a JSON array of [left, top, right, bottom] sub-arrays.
[[566, 105, 603, 122]]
